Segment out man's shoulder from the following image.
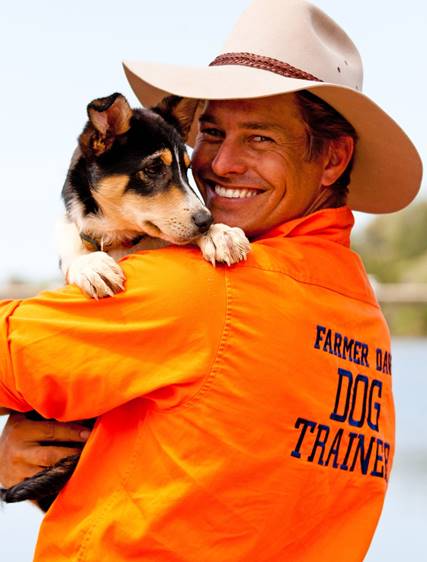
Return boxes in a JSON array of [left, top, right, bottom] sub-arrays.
[[119, 245, 228, 310], [122, 245, 220, 277]]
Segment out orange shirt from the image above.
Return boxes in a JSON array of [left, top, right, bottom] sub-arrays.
[[0, 207, 394, 562]]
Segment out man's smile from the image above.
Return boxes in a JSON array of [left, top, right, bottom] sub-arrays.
[[203, 180, 265, 202], [213, 185, 260, 199]]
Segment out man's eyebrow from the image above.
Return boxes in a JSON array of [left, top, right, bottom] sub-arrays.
[[198, 114, 285, 134], [239, 121, 286, 133], [198, 113, 217, 124]]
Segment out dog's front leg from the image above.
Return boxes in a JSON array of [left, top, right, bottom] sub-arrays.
[[57, 215, 125, 299], [195, 224, 251, 266]]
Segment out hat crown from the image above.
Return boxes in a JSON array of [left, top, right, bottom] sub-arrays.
[[222, 0, 363, 91]]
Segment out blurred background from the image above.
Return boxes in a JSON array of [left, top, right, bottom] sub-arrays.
[[0, 0, 426, 559]]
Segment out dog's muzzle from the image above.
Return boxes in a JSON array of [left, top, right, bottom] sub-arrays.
[[192, 209, 213, 233]]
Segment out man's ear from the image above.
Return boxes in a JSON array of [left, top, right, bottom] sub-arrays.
[[321, 136, 355, 187], [152, 95, 200, 142], [80, 93, 133, 156]]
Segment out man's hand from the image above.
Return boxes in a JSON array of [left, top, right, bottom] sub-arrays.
[[0, 413, 90, 488]]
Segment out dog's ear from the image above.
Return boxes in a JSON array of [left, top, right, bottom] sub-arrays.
[[152, 96, 200, 142], [80, 93, 133, 156], [88, 93, 132, 136]]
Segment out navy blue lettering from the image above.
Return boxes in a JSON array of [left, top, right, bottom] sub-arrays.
[[313, 326, 373, 367], [333, 332, 343, 357], [348, 374, 369, 428], [330, 368, 353, 423], [370, 438, 384, 478], [350, 434, 375, 475], [342, 337, 354, 361], [361, 344, 370, 368], [383, 351, 391, 374], [340, 432, 358, 471], [384, 442, 391, 481], [314, 325, 326, 350], [367, 379, 382, 431], [376, 348, 382, 371], [307, 424, 330, 465], [291, 417, 316, 459], [324, 330, 333, 354], [376, 348, 392, 374], [353, 341, 361, 365], [324, 427, 344, 469]]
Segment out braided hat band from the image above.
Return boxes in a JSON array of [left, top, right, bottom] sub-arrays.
[[210, 52, 323, 83]]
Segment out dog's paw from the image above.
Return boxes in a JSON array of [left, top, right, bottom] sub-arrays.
[[67, 252, 125, 299], [196, 223, 250, 266]]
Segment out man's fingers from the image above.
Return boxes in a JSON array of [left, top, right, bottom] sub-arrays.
[[0, 413, 89, 488], [36, 419, 91, 443], [9, 413, 90, 443], [21, 445, 83, 470]]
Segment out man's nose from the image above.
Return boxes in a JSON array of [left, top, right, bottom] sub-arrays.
[[211, 139, 247, 177]]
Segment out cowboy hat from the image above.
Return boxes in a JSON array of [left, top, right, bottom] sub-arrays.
[[123, 0, 423, 214]]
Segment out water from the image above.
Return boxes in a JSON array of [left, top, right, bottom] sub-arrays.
[[1, 338, 426, 561], [364, 338, 427, 561]]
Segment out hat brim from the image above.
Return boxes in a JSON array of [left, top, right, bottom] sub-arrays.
[[123, 60, 423, 214]]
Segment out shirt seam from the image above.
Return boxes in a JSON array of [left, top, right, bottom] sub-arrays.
[[156, 270, 231, 413], [243, 263, 379, 308], [183, 270, 231, 409]]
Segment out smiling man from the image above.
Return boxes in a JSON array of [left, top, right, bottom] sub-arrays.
[[192, 95, 354, 233], [0, 1, 423, 561]]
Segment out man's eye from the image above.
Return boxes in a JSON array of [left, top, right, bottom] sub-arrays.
[[201, 127, 223, 138], [251, 135, 274, 143]]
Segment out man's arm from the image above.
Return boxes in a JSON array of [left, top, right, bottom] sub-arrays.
[[0, 247, 226, 420]]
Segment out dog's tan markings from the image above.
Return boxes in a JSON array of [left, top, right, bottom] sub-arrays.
[[93, 175, 130, 209], [183, 152, 191, 168], [118, 185, 203, 241], [122, 186, 190, 218], [159, 148, 173, 166], [92, 137, 107, 155]]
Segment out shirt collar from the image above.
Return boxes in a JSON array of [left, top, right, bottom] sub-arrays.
[[256, 207, 354, 247]]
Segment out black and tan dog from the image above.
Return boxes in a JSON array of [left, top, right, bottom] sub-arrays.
[[58, 92, 249, 298], [0, 93, 249, 510]]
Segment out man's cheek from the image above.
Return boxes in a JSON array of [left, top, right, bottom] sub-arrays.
[[191, 172, 207, 201]]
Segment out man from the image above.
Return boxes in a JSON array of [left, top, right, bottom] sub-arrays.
[[0, 1, 422, 561]]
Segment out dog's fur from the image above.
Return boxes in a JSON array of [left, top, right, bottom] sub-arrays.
[[59, 93, 250, 298], [0, 93, 250, 510]]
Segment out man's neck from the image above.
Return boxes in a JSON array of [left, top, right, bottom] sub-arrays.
[[303, 187, 345, 217]]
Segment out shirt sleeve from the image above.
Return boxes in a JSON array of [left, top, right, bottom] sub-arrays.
[[0, 247, 227, 420]]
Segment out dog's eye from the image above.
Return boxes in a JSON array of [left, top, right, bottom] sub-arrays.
[[131, 172, 154, 193], [143, 159, 164, 177]]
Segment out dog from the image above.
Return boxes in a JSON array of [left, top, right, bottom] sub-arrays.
[[0, 93, 250, 511], [58, 92, 249, 298]]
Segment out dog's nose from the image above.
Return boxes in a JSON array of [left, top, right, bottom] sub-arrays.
[[192, 209, 213, 233]]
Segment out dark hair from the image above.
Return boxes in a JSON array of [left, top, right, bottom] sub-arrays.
[[295, 90, 358, 206]]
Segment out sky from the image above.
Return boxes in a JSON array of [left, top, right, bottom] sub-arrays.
[[0, 0, 425, 282]]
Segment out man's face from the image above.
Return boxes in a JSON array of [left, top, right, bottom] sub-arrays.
[[191, 93, 329, 237]]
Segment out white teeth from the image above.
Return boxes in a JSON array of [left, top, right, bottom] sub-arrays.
[[214, 185, 259, 199]]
